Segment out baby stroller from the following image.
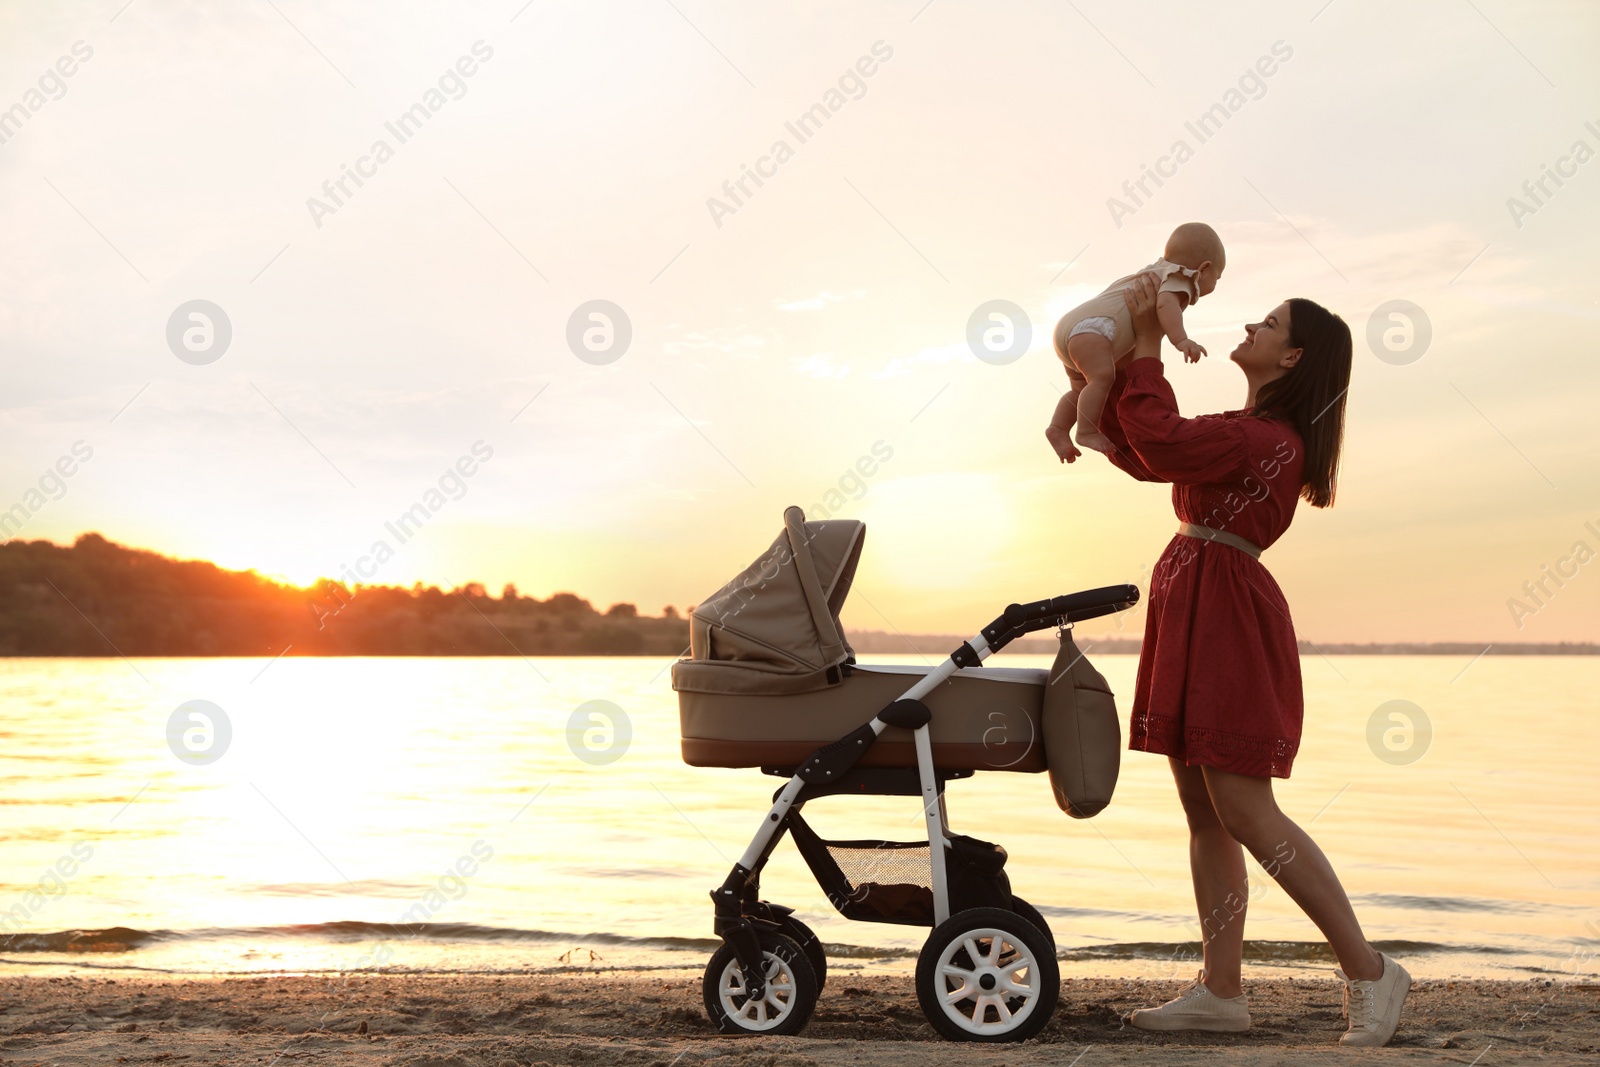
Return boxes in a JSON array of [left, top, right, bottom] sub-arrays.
[[671, 507, 1138, 1042]]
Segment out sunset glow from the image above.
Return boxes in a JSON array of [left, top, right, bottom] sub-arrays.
[[2, 3, 1596, 643]]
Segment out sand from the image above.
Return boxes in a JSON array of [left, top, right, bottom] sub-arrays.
[[1, 972, 1595, 1066]]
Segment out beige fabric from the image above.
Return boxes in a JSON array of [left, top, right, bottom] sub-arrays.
[[672, 506, 865, 695], [1042, 629, 1122, 818], [1177, 521, 1263, 560], [679, 663, 1048, 773], [1054, 257, 1200, 361]]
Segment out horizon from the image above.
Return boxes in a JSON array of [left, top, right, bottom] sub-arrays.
[[3, 2, 1598, 644], [6, 528, 1598, 651]]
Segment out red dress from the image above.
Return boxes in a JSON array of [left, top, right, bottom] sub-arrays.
[[1098, 358, 1306, 778]]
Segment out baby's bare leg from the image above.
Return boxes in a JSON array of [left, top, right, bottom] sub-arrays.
[[1045, 372, 1085, 463], [1069, 334, 1119, 454]]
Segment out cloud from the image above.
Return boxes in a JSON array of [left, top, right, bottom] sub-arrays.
[[774, 289, 867, 312], [795, 353, 849, 378], [870, 340, 979, 380], [661, 325, 774, 357]]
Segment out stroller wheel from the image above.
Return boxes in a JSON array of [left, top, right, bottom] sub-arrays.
[[775, 915, 828, 993], [1008, 895, 1056, 950], [915, 907, 1059, 1042], [702, 930, 819, 1036]]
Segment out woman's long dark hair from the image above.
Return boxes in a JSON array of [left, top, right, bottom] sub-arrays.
[[1251, 298, 1351, 508]]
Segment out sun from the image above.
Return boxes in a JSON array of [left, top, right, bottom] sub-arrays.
[[199, 545, 340, 591]]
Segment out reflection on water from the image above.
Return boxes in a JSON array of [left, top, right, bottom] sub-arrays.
[[0, 654, 1596, 980]]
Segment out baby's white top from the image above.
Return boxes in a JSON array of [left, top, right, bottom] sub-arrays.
[[1103, 257, 1201, 304]]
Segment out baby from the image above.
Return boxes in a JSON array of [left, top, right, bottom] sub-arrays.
[[1045, 222, 1225, 461]]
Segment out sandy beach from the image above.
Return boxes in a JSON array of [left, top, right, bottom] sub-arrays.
[[1, 972, 1595, 1066]]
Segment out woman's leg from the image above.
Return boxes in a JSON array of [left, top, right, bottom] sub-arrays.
[[1200, 766, 1383, 981], [1168, 757, 1248, 998]]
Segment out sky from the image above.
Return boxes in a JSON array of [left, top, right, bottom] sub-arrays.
[[2, 0, 1598, 644]]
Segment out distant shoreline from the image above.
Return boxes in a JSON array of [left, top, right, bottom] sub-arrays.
[[3, 535, 1594, 657], [3, 638, 1595, 658]]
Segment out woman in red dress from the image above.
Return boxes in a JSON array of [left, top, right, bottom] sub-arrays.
[[1088, 273, 1411, 1047]]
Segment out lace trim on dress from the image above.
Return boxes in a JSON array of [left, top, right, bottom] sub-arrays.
[[1132, 711, 1299, 778]]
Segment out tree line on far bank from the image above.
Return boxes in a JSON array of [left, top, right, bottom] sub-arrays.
[[0, 534, 692, 656], [7, 535, 1592, 658]]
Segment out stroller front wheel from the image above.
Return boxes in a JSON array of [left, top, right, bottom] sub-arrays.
[[775, 915, 829, 992], [702, 930, 819, 1036], [915, 907, 1059, 1042]]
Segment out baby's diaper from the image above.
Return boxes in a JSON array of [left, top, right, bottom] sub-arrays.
[[1067, 316, 1119, 342]]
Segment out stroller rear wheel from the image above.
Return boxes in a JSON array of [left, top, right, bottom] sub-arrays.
[[915, 907, 1059, 1042], [1009, 895, 1055, 950], [775, 915, 828, 992], [702, 930, 819, 1036]]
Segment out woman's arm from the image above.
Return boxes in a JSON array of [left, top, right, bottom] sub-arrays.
[[1109, 273, 1248, 484], [1096, 385, 1164, 482], [1093, 273, 1167, 481]]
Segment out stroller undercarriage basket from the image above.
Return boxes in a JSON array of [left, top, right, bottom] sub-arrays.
[[787, 813, 1012, 925], [671, 506, 1140, 1042]]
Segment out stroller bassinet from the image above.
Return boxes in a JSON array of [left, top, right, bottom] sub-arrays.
[[681, 661, 1052, 772], [670, 506, 1138, 1042]]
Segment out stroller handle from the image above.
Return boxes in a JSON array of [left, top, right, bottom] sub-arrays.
[[949, 583, 1139, 666], [1006, 584, 1141, 627], [982, 584, 1141, 650]]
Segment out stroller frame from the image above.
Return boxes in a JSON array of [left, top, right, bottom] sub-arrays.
[[705, 584, 1138, 1041]]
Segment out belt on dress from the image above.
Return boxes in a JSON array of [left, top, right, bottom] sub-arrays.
[[1177, 521, 1263, 560]]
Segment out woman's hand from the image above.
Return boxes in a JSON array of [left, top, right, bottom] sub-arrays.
[[1123, 271, 1162, 361]]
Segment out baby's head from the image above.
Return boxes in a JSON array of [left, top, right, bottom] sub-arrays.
[[1165, 222, 1225, 298]]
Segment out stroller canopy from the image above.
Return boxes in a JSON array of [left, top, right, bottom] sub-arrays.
[[672, 506, 865, 696]]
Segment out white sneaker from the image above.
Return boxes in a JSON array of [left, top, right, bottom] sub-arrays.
[[1128, 970, 1250, 1032], [1336, 952, 1411, 1047]]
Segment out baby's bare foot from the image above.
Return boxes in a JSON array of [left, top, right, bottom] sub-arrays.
[[1075, 429, 1114, 455], [1045, 424, 1081, 463]]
